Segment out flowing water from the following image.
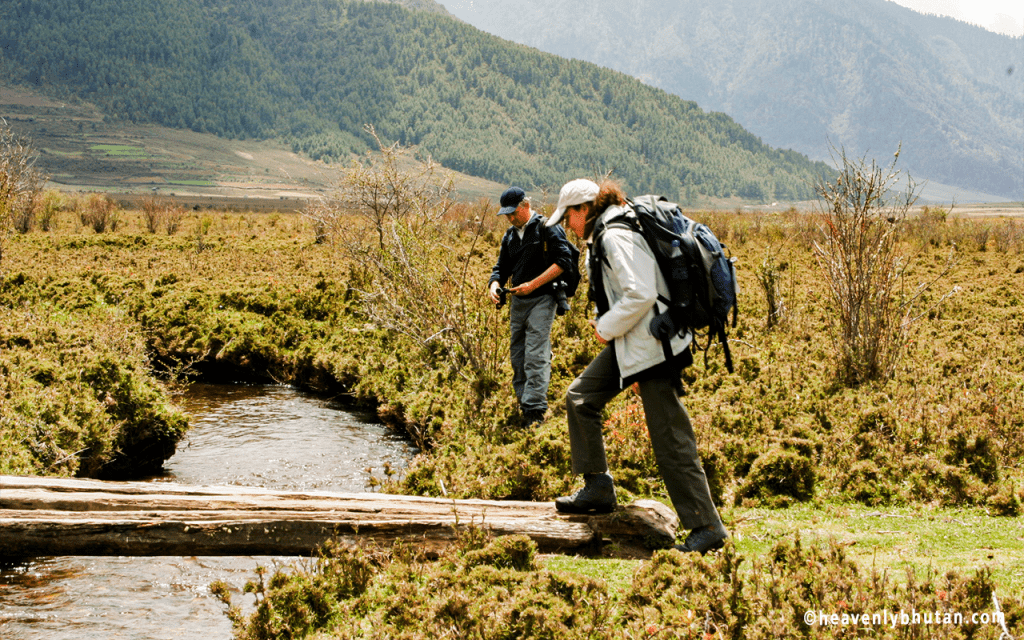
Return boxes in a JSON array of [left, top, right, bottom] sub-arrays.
[[0, 383, 417, 640]]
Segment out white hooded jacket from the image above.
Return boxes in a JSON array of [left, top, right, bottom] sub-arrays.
[[588, 205, 692, 380]]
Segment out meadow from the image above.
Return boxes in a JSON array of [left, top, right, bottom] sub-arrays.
[[1, 189, 1023, 637]]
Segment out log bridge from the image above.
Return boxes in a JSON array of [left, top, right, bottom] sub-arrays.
[[0, 475, 679, 557]]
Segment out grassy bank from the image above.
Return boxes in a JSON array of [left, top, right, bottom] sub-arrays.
[[2, 200, 1023, 499], [211, 505, 1023, 639], [1, 197, 1022, 635]]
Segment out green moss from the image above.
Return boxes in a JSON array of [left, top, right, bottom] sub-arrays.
[[214, 529, 1024, 639], [3, 205, 1022, 509], [463, 535, 537, 572], [0, 289, 187, 477], [840, 459, 898, 506], [986, 483, 1022, 517], [736, 446, 816, 507], [947, 432, 1000, 484]]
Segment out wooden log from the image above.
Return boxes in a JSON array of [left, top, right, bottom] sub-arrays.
[[0, 475, 679, 556]]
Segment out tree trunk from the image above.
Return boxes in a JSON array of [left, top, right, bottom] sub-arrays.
[[0, 475, 678, 556]]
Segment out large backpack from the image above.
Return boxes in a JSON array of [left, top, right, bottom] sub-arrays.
[[590, 195, 739, 372]]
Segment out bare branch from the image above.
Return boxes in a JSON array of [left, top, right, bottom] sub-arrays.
[[813, 143, 953, 384], [0, 118, 46, 272]]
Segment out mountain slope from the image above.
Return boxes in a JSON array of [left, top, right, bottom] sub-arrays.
[[440, 0, 1024, 200], [0, 0, 833, 203]]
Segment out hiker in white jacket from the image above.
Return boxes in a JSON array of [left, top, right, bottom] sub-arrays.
[[546, 178, 729, 555]]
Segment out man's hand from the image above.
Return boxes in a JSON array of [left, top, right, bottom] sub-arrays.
[[507, 280, 537, 296], [588, 319, 608, 345], [508, 264, 563, 298], [489, 281, 502, 305]]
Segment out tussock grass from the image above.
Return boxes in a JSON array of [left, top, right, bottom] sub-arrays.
[[2, 203, 1022, 498], [210, 522, 1023, 639], [2, 200, 1023, 632]]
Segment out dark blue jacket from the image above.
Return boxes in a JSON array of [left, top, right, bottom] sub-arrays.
[[489, 213, 575, 298]]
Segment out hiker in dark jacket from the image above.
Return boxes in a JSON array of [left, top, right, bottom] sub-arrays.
[[546, 178, 729, 555], [488, 186, 575, 426]]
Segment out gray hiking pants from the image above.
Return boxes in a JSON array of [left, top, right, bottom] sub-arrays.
[[509, 294, 556, 414], [565, 344, 722, 530]]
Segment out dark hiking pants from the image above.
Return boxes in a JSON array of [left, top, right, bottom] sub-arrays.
[[565, 344, 722, 530]]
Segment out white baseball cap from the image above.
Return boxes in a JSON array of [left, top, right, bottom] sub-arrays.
[[547, 178, 599, 227]]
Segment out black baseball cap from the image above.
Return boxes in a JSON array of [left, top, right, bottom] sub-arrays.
[[497, 186, 527, 215]]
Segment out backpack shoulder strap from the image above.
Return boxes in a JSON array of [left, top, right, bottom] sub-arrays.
[[592, 207, 641, 260]]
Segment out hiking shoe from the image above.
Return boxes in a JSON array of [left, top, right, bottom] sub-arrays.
[[523, 410, 546, 427], [555, 472, 616, 514], [674, 522, 728, 554]]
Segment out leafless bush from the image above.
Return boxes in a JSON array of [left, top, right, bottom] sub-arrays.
[[813, 145, 954, 385], [164, 205, 184, 235], [338, 129, 502, 401], [63, 194, 82, 217], [193, 214, 213, 253], [141, 196, 164, 234], [443, 198, 500, 235], [36, 190, 62, 232], [992, 219, 1022, 254], [12, 201, 35, 233], [345, 124, 456, 252], [694, 209, 734, 243], [907, 206, 950, 248], [729, 216, 752, 246], [1, 118, 45, 270], [785, 208, 820, 251], [80, 194, 120, 233], [756, 242, 789, 330], [139, 196, 184, 235], [968, 221, 992, 252], [302, 196, 346, 247]]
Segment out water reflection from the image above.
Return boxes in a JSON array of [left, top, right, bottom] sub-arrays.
[[1, 556, 273, 640], [157, 383, 417, 493], [1, 383, 416, 639]]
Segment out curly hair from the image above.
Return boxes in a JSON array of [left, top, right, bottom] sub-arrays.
[[583, 180, 627, 238]]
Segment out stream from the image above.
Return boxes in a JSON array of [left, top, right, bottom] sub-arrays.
[[0, 383, 418, 640]]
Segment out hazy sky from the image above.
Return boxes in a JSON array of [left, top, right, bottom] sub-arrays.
[[438, 1, 1023, 38], [888, 0, 1023, 36]]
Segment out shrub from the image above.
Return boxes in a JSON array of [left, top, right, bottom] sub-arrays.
[[36, 189, 62, 231], [80, 194, 121, 232], [218, 533, 1024, 639], [736, 445, 815, 506], [334, 130, 503, 420], [140, 195, 164, 233], [12, 199, 35, 233], [302, 196, 343, 246], [946, 432, 1000, 484], [344, 124, 455, 252], [813, 145, 952, 385], [992, 218, 1023, 254], [987, 483, 1021, 517], [841, 459, 898, 506], [0, 118, 44, 271], [756, 244, 788, 329]]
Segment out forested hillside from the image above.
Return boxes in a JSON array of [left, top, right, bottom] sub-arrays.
[[0, 0, 832, 202], [441, 0, 1024, 200]]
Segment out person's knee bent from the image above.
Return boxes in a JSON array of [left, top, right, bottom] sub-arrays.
[[566, 376, 598, 418]]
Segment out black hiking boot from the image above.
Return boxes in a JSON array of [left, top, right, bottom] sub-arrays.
[[522, 409, 546, 427], [673, 521, 729, 554], [554, 472, 616, 514]]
